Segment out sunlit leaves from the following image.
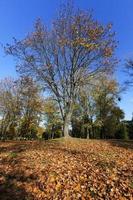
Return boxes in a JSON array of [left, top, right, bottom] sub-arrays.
[[5, 3, 118, 137], [0, 139, 133, 199]]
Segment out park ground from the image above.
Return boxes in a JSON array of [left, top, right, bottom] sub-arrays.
[[0, 138, 133, 200]]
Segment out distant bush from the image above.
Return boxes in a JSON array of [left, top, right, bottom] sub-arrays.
[[42, 128, 62, 140], [115, 123, 128, 140], [126, 120, 133, 139]]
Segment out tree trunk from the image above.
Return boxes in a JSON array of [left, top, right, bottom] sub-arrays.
[[63, 111, 72, 137], [87, 128, 90, 139]]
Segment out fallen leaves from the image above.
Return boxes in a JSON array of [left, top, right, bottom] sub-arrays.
[[0, 139, 133, 199]]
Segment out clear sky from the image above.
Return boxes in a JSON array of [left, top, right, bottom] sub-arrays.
[[0, 0, 133, 119]]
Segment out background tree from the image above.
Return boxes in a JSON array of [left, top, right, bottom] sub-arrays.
[[17, 77, 43, 139], [105, 106, 125, 139], [125, 114, 133, 139], [92, 75, 120, 138], [125, 59, 133, 86], [71, 85, 95, 139], [71, 73, 125, 139], [0, 77, 43, 139], [43, 97, 62, 139], [0, 78, 21, 139], [5, 2, 117, 137]]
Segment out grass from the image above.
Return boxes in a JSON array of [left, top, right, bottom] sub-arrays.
[[8, 152, 18, 158]]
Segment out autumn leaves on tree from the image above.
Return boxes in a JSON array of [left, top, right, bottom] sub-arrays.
[[5, 3, 118, 137]]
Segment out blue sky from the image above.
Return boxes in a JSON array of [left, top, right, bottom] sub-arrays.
[[0, 0, 133, 119]]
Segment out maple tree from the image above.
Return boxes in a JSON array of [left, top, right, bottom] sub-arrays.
[[5, 3, 117, 137]]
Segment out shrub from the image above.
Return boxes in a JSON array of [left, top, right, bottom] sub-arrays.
[[115, 123, 128, 139]]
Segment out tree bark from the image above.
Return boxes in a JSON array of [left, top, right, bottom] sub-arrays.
[[63, 111, 72, 137], [87, 128, 90, 139]]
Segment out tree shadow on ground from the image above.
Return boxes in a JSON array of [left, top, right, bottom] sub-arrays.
[[0, 181, 28, 200], [0, 141, 38, 200], [0, 140, 41, 154], [106, 139, 133, 150]]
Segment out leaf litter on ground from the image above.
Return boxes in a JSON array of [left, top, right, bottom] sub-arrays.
[[0, 138, 133, 199]]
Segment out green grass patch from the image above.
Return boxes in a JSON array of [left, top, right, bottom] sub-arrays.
[[8, 152, 18, 158]]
